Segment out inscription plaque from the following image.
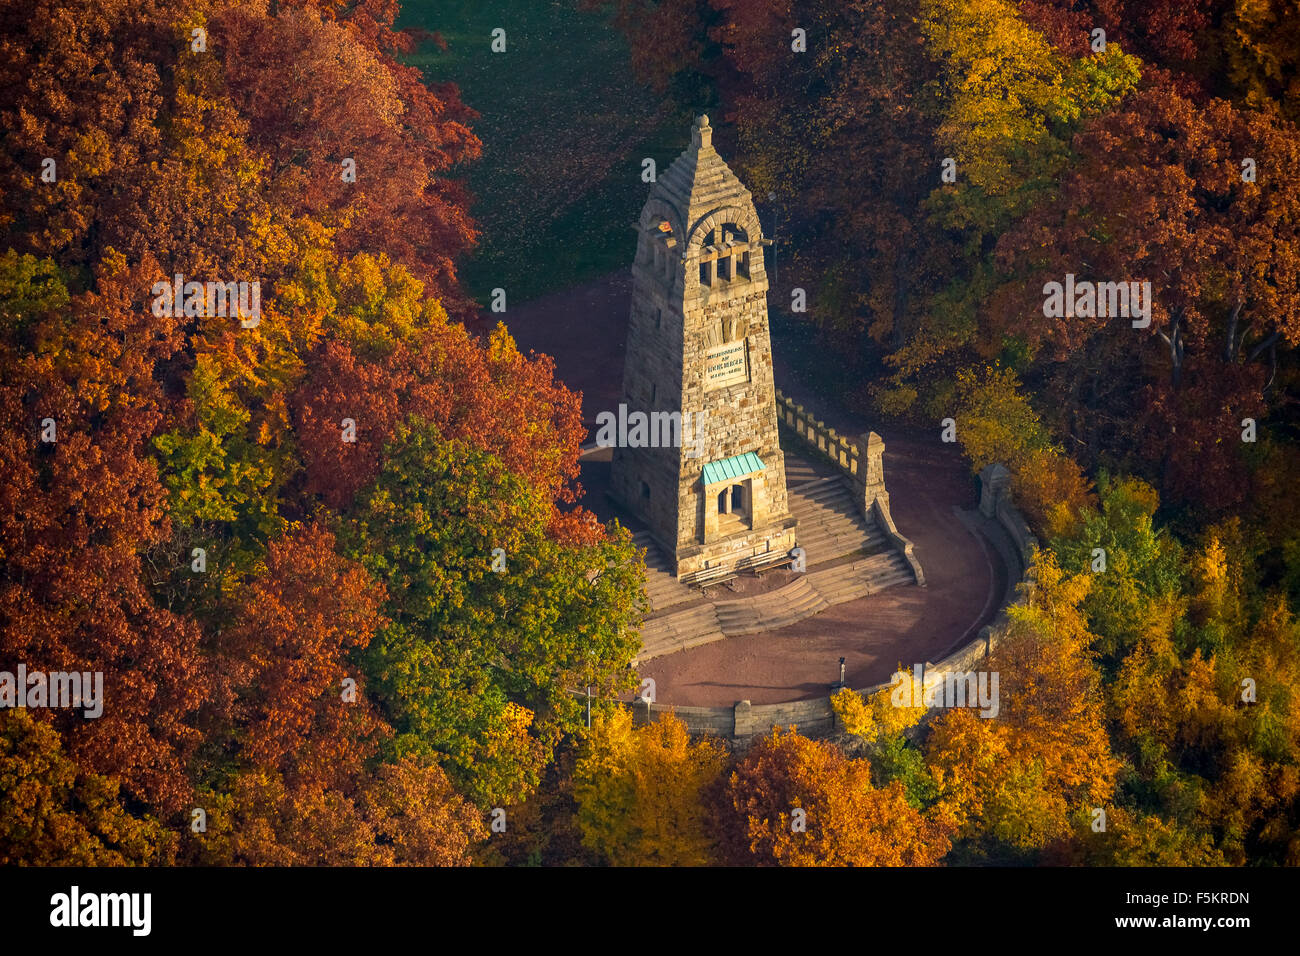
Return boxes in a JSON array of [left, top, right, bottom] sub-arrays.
[[705, 338, 748, 389]]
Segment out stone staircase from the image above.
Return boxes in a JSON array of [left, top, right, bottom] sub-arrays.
[[785, 476, 887, 568], [630, 468, 920, 663], [637, 601, 725, 659], [783, 453, 834, 487], [712, 575, 829, 636], [632, 530, 696, 613], [636, 551, 918, 662], [808, 550, 915, 603]]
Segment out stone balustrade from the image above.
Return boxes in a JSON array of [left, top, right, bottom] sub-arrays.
[[774, 388, 862, 477], [773, 387, 919, 582]]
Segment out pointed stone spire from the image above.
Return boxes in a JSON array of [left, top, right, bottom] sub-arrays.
[[655, 115, 755, 232]]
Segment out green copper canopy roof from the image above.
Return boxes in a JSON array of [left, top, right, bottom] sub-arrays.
[[701, 451, 764, 486]]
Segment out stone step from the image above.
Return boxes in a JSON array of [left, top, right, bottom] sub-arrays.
[[644, 577, 689, 599], [790, 509, 854, 531], [795, 481, 857, 504], [790, 475, 854, 503], [646, 590, 696, 613], [632, 531, 696, 612], [795, 534, 883, 567], [796, 484, 856, 508], [808, 552, 915, 602], [637, 546, 916, 660], [714, 575, 822, 618], [641, 609, 710, 635], [787, 481, 879, 558], [717, 590, 820, 625], [629, 467, 919, 655], [812, 550, 902, 582], [790, 499, 869, 523], [713, 581, 830, 635], [636, 602, 725, 661], [645, 606, 722, 638], [792, 513, 866, 541], [789, 486, 858, 513], [787, 481, 861, 515], [799, 524, 885, 546], [643, 565, 682, 586], [783, 456, 829, 487], [815, 568, 913, 604]]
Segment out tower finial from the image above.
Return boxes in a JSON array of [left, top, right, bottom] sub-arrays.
[[691, 114, 712, 150]]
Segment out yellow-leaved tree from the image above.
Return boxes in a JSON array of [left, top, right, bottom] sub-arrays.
[[572, 710, 726, 866], [832, 670, 927, 742], [926, 552, 1120, 856]]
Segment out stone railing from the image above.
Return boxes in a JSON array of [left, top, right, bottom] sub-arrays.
[[624, 462, 1038, 745], [774, 388, 861, 477], [871, 494, 926, 587]]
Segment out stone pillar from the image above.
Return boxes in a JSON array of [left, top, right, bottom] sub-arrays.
[[979, 463, 1011, 519], [733, 699, 754, 738], [857, 431, 887, 516], [703, 482, 720, 542], [748, 475, 766, 526]]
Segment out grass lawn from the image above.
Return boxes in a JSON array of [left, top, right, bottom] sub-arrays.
[[398, 0, 684, 305]]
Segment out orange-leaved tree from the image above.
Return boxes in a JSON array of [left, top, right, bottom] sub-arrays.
[[715, 727, 953, 866]]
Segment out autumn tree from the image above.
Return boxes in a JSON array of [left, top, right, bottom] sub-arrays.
[[832, 677, 937, 809], [715, 727, 952, 866], [992, 78, 1300, 509], [475, 746, 596, 867], [573, 710, 726, 865], [1226, 0, 1300, 122], [927, 554, 1120, 859], [945, 364, 1052, 475], [1050, 474, 1183, 658], [920, 0, 1140, 242], [348, 419, 644, 807], [214, 2, 481, 309], [1044, 806, 1227, 866], [831, 669, 926, 745], [870, 0, 1141, 415], [724, 0, 943, 392], [288, 253, 588, 520], [200, 525, 390, 787], [1021, 0, 1231, 72], [192, 752, 485, 866], [0, 251, 210, 815], [187, 524, 488, 866], [0, 712, 176, 866], [0, 0, 618, 866]]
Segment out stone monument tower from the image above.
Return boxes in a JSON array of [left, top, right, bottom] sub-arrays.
[[610, 115, 797, 581]]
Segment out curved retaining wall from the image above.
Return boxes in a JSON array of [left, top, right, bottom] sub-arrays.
[[628, 461, 1037, 746]]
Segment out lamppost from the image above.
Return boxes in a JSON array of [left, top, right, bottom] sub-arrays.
[[833, 656, 846, 691]]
